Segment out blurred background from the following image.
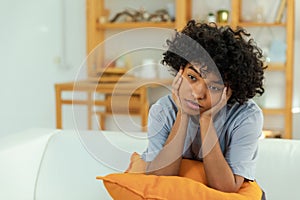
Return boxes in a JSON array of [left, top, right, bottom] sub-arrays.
[[0, 0, 299, 138]]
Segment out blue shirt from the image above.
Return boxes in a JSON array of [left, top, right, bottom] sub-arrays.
[[141, 95, 263, 180]]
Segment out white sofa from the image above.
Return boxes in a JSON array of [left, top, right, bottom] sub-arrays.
[[0, 128, 299, 200]]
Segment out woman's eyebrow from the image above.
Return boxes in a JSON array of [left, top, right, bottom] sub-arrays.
[[210, 80, 224, 85], [188, 65, 201, 76]]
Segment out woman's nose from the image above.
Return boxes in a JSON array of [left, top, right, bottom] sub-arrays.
[[191, 81, 207, 100]]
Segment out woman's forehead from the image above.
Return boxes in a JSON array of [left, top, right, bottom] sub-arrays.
[[187, 63, 223, 84]]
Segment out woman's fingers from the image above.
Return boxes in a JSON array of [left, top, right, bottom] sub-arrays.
[[172, 69, 183, 86], [172, 69, 183, 95], [220, 87, 227, 105], [201, 87, 228, 118], [212, 87, 228, 113], [172, 68, 183, 109]]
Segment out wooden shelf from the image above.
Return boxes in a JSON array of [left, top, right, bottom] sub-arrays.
[[97, 22, 175, 30], [262, 108, 286, 115], [262, 130, 283, 138], [213, 22, 230, 27], [238, 22, 286, 27], [97, 67, 129, 74], [88, 76, 136, 83], [267, 63, 285, 71]]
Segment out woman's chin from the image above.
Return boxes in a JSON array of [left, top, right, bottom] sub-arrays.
[[183, 107, 200, 116], [190, 112, 200, 116]]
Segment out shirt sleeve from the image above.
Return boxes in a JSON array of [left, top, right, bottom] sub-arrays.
[[141, 101, 176, 162], [225, 109, 263, 181]]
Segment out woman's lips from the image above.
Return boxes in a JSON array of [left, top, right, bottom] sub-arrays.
[[185, 99, 200, 110]]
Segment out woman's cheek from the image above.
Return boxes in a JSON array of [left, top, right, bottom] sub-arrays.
[[209, 92, 221, 107], [179, 79, 190, 97], [181, 77, 193, 90]]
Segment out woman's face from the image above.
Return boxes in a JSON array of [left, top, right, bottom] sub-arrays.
[[178, 63, 226, 115]]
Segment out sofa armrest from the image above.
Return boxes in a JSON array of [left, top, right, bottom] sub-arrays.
[[0, 128, 60, 200], [256, 138, 300, 200]]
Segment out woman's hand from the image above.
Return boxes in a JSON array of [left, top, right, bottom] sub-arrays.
[[200, 87, 231, 120], [172, 68, 183, 110]]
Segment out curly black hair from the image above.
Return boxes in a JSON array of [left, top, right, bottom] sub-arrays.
[[161, 20, 266, 104]]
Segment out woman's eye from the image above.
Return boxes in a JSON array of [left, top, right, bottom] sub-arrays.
[[188, 74, 197, 81], [208, 85, 222, 92]]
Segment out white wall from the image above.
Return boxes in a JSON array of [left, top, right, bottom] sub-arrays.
[[0, 0, 299, 138], [0, 0, 85, 136]]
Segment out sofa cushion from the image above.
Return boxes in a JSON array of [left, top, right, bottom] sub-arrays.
[[256, 139, 300, 200], [35, 130, 148, 200]]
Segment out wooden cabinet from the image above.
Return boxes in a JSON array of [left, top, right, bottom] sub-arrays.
[[86, 0, 294, 137]]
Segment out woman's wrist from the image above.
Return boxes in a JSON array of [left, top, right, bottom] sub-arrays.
[[177, 109, 189, 121], [199, 116, 214, 134], [200, 115, 212, 123]]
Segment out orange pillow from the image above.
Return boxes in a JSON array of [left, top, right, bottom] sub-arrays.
[[97, 154, 263, 200]]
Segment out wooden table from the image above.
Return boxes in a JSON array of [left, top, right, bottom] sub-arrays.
[[55, 78, 172, 131]]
